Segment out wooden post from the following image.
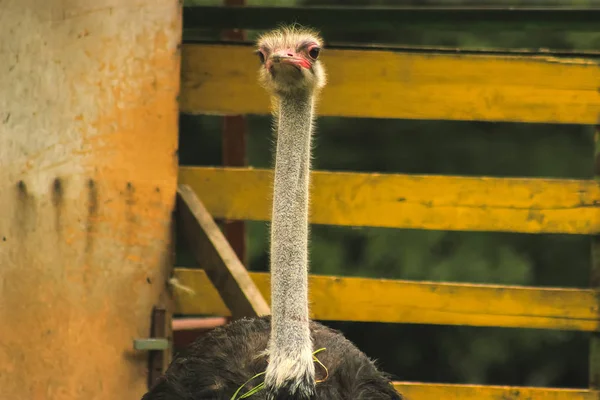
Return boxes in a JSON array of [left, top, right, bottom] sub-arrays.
[[0, 1, 181, 398], [222, 116, 248, 266], [221, 0, 248, 267]]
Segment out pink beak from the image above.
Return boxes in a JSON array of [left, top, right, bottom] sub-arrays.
[[267, 50, 311, 71]]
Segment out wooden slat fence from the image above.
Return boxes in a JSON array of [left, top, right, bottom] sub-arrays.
[[176, 5, 600, 399]]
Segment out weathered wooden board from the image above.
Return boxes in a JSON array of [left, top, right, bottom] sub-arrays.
[[183, 6, 600, 34], [179, 167, 600, 234], [0, 1, 181, 398], [180, 44, 600, 124], [394, 382, 598, 399], [174, 269, 599, 331], [176, 185, 269, 318]]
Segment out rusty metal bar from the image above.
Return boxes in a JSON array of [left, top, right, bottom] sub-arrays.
[[172, 317, 229, 349]]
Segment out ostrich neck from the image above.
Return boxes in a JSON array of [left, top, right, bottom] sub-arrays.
[[269, 91, 314, 357]]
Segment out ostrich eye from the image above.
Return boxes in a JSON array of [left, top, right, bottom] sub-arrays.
[[308, 47, 320, 60], [256, 50, 266, 64]]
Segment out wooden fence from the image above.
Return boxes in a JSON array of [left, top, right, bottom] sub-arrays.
[[173, 4, 600, 399]]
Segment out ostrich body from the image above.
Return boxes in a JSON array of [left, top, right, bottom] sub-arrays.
[[141, 26, 402, 400]]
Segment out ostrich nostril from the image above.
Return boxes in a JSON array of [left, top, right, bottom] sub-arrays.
[[287, 53, 293, 57]]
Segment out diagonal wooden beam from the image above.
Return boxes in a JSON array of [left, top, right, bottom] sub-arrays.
[[176, 184, 270, 319]]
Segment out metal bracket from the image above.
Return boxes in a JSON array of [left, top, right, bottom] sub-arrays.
[[134, 338, 169, 351], [134, 307, 169, 389]]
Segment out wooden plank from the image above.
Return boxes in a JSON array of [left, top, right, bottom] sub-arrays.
[[180, 43, 600, 124], [179, 167, 600, 234], [393, 382, 598, 399], [176, 185, 270, 318], [173, 269, 600, 331], [183, 6, 600, 35], [0, 1, 181, 398]]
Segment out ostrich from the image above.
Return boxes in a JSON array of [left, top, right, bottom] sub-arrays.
[[141, 26, 403, 400]]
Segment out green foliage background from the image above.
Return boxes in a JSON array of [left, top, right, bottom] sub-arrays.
[[179, 0, 599, 389]]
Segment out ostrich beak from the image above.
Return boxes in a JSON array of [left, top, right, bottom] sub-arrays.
[[268, 51, 310, 70]]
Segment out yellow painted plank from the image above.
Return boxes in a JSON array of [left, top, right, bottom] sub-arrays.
[[179, 167, 600, 234], [180, 44, 600, 124], [394, 382, 598, 399], [173, 269, 600, 331]]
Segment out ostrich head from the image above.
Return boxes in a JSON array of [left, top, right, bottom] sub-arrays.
[[256, 25, 327, 96]]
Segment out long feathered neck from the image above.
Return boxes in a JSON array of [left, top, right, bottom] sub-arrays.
[[266, 90, 317, 397]]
